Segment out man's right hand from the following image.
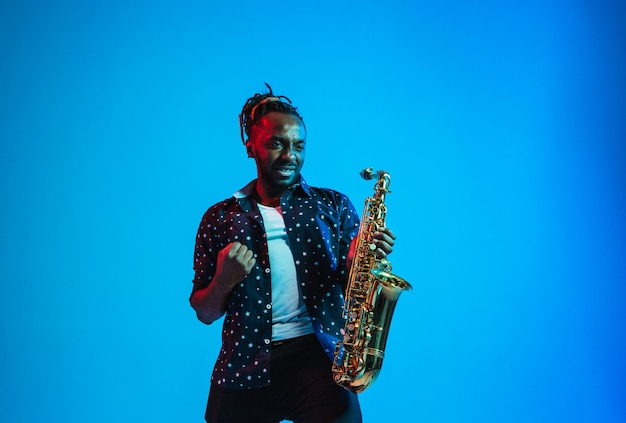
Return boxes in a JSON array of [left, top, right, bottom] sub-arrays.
[[191, 242, 256, 325], [215, 242, 256, 289]]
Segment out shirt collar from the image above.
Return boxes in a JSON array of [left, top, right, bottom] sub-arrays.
[[233, 180, 257, 199]]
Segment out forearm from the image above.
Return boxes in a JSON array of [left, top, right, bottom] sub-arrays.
[[190, 277, 233, 324], [191, 241, 256, 324]]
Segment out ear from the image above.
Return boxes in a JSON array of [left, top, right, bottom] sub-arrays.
[[245, 141, 254, 158]]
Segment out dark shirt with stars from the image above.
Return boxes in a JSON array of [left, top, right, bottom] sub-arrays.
[[191, 176, 360, 389]]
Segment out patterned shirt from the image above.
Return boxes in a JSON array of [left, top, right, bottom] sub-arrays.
[[191, 176, 360, 389]]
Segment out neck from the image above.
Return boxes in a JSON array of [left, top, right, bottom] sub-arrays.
[[254, 185, 282, 207]]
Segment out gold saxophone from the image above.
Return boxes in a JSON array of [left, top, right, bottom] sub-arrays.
[[332, 168, 412, 394]]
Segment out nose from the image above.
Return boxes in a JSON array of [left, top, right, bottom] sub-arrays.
[[281, 144, 297, 161]]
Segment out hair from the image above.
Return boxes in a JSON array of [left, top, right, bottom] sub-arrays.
[[239, 83, 305, 144]]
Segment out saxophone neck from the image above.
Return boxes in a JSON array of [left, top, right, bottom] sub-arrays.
[[373, 172, 390, 201], [360, 168, 391, 202]]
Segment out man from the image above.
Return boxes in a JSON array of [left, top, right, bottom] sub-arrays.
[[190, 84, 396, 423]]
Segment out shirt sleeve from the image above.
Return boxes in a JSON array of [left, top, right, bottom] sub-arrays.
[[190, 208, 219, 300], [338, 194, 361, 282]]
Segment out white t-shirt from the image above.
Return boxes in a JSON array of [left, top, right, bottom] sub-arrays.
[[257, 204, 315, 341]]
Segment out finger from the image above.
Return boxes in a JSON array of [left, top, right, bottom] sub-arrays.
[[375, 248, 388, 259], [384, 227, 396, 240], [242, 248, 255, 264], [232, 242, 253, 260], [373, 233, 394, 249], [374, 239, 393, 255], [226, 241, 242, 257], [376, 228, 396, 241], [245, 256, 257, 272]]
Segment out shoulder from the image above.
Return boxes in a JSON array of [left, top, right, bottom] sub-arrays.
[[308, 186, 350, 202], [305, 186, 358, 217], [299, 177, 350, 204], [202, 179, 256, 217], [200, 196, 238, 223]]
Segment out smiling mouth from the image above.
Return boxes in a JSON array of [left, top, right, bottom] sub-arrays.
[[275, 167, 296, 176]]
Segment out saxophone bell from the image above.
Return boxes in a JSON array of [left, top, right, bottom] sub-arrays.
[[371, 268, 412, 293]]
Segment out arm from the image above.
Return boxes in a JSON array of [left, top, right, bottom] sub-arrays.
[[191, 242, 256, 324]]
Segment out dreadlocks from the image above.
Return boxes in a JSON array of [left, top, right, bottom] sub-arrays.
[[239, 83, 306, 144]]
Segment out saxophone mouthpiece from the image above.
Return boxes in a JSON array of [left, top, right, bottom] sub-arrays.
[[360, 167, 375, 180]]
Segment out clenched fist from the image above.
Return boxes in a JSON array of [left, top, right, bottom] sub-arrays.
[[215, 242, 256, 289]]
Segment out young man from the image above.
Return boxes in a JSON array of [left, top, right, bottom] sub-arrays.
[[190, 85, 396, 423]]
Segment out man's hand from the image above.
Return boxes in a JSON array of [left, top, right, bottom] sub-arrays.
[[371, 227, 396, 259], [347, 227, 396, 270], [215, 242, 256, 289], [191, 242, 256, 324]]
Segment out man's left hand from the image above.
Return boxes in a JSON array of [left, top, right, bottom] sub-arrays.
[[372, 227, 396, 259]]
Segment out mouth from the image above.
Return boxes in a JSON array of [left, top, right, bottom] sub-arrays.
[[275, 166, 296, 177]]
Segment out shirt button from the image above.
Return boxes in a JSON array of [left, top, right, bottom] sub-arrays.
[[266, 304, 272, 310], [264, 268, 270, 273], [264, 339, 270, 345]]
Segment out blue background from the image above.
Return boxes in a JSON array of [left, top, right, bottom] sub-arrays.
[[1, 1, 625, 422]]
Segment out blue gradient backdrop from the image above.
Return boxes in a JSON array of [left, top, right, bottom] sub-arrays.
[[1, 1, 624, 422]]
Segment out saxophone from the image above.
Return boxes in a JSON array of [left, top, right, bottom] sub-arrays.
[[332, 168, 412, 394]]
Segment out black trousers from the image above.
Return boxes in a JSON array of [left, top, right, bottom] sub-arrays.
[[205, 334, 362, 423]]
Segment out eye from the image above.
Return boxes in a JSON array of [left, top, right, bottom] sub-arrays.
[[294, 143, 305, 152], [269, 140, 284, 149]]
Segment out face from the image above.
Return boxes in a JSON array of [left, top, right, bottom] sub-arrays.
[[247, 112, 306, 197]]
